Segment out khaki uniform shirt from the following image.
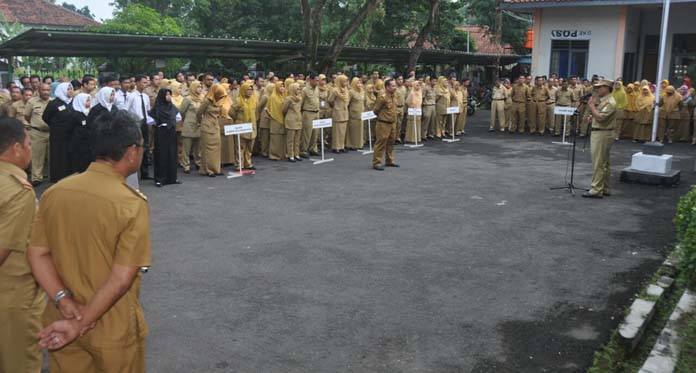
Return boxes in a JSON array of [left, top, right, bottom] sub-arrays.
[[556, 89, 573, 107], [395, 86, 407, 114], [423, 86, 436, 106], [547, 86, 559, 104], [24, 96, 50, 131], [374, 91, 397, 124], [570, 85, 583, 107], [301, 86, 320, 112], [0, 161, 36, 289], [282, 97, 303, 130], [511, 84, 529, 103], [591, 95, 617, 130], [492, 86, 507, 100], [31, 162, 151, 348], [531, 86, 551, 103], [9, 100, 28, 128], [144, 86, 158, 108]]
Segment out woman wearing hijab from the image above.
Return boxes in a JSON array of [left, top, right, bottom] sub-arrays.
[[435, 76, 451, 138], [451, 81, 464, 136], [150, 89, 181, 186], [219, 82, 236, 167], [347, 77, 365, 150], [634, 86, 654, 143], [268, 82, 287, 160], [42, 82, 75, 182], [68, 93, 92, 173], [328, 75, 350, 153], [676, 85, 692, 142], [230, 81, 258, 170], [169, 81, 185, 165], [283, 82, 303, 162], [405, 80, 423, 144], [612, 81, 627, 141], [196, 84, 226, 177], [87, 87, 117, 124], [364, 83, 377, 145], [658, 85, 681, 143], [622, 83, 637, 139], [257, 83, 274, 158], [179, 80, 203, 174]]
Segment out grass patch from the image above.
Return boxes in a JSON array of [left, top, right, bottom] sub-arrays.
[[587, 284, 685, 373], [675, 310, 696, 372]]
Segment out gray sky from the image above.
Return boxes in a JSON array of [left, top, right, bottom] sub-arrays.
[[64, 1, 115, 22]]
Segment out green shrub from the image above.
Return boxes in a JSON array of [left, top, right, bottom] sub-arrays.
[[676, 186, 696, 289]]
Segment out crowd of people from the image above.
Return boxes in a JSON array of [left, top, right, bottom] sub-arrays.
[[486, 73, 696, 145]]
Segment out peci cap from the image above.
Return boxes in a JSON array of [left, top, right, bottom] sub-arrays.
[[593, 78, 614, 88]]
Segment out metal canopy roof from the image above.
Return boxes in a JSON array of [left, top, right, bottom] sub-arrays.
[[0, 28, 525, 66]]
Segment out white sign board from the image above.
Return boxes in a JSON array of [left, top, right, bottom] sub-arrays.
[[312, 118, 333, 129], [224, 123, 253, 136], [408, 108, 422, 116], [554, 106, 577, 116], [446, 106, 460, 114], [361, 111, 377, 121], [550, 30, 591, 40]]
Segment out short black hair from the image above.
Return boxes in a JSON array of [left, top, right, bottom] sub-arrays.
[[307, 72, 318, 80], [149, 73, 159, 80], [20, 75, 29, 82], [93, 110, 143, 162], [5, 82, 14, 89], [29, 75, 40, 81], [43, 76, 54, 83], [0, 117, 26, 154], [384, 78, 395, 88], [71, 80, 82, 90], [134, 74, 148, 83], [99, 74, 119, 86], [22, 88, 33, 94], [254, 75, 264, 83], [82, 76, 96, 87], [119, 75, 132, 83]]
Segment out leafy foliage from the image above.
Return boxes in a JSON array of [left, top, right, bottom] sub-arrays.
[[467, 0, 530, 53], [60, 2, 95, 19], [676, 186, 696, 289], [110, 0, 193, 19], [92, 4, 184, 36]]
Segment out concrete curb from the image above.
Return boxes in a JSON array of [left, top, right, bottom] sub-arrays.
[[639, 290, 696, 373]]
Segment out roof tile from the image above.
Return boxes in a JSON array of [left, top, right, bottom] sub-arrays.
[[0, 0, 99, 28]]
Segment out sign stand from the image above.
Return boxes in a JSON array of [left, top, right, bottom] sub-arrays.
[[552, 106, 575, 146], [310, 118, 334, 165], [359, 111, 376, 155], [443, 106, 460, 143], [406, 107, 423, 148], [224, 123, 255, 179]]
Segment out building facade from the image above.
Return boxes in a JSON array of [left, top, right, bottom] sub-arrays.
[[503, 0, 696, 84]]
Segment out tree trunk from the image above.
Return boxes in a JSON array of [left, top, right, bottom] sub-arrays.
[[319, 0, 382, 74], [300, 0, 325, 72], [407, 0, 441, 73]]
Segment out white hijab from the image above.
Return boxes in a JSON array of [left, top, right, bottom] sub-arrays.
[[55, 82, 72, 104], [96, 87, 115, 111], [72, 93, 91, 116]]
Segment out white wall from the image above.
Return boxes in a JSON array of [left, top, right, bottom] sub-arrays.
[[534, 6, 622, 78]]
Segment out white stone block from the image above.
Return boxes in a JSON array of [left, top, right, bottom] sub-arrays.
[[630, 153, 673, 174]]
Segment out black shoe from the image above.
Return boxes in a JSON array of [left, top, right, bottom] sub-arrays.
[[332, 149, 339, 154], [295, 157, 303, 162], [386, 163, 400, 168], [248, 166, 257, 170], [207, 173, 216, 178], [215, 173, 224, 176], [155, 181, 163, 187], [309, 151, 320, 156], [288, 158, 296, 163], [300, 154, 310, 159], [582, 192, 603, 199], [183, 169, 190, 174], [373, 165, 385, 171], [31, 180, 42, 187]]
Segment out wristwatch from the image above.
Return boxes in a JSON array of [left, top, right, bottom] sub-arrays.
[[53, 289, 73, 307]]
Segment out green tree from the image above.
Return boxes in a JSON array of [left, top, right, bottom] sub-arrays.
[[61, 2, 95, 19], [467, 0, 531, 53], [110, 0, 193, 19]]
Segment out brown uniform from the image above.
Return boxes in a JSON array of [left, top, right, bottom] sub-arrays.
[[589, 95, 617, 196], [30, 162, 152, 373], [372, 91, 398, 167], [529, 85, 551, 134], [422, 85, 436, 138], [510, 83, 529, 133], [395, 85, 407, 140], [0, 160, 43, 373], [301, 85, 320, 155], [546, 85, 559, 133], [25, 96, 51, 182], [9, 100, 29, 128], [554, 88, 575, 135]]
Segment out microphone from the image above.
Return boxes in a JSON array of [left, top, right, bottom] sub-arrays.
[[581, 92, 592, 101]]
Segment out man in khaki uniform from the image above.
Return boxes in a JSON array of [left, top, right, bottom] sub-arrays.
[[503, 79, 513, 131], [489, 79, 507, 131], [9, 88, 33, 129], [0, 86, 21, 118], [510, 77, 529, 133], [24, 83, 51, 186], [569, 76, 584, 134], [579, 79, 594, 137], [546, 79, 559, 135], [28, 112, 152, 372], [422, 78, 436, 139], [394, 76, 407, 144], [300, 73, 321, 158], [554, 80, 575, 136], [372, 79, 399, 171], [529, 77, 550, 135], [524, 76, 533, 132], [0, 117, 44, 373], [583, 79, 617, 199]]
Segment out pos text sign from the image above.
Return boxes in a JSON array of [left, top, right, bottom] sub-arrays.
[[554, 106, 576, 116]]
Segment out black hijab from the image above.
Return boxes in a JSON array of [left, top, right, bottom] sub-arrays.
[[152, 89, 179, 126]]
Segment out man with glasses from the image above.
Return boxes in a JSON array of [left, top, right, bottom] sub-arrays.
[[28, 111, 152, 372]]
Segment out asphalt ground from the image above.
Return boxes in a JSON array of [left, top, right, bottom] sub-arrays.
[[45, 111, 696, 372]]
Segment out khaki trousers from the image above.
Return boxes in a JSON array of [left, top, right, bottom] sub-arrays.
[[30, 129, 49, 182], [395, 110, 404, 139], [180, 136, 200, 171], [259, 128, 270, 157], [199, 129, 221, 175], [49, 337, 145, 373], [422, 105, 436, 137], [511, 102, 526, 132], [490, 100, 506, 130], [528, 102, 546, 133], [504, 104, 512, 129], [286, 128, 301, 158], [436, 114, 447, 137], [238, 137, 254, 169], [546, 104, 555, 133], [554, 115, 571, 136], [300, 111, 319, 155], [456, 105, 468, 134], [589, 129, 613, 195], [658, 117, 678, 143], [373, 122, 396, 166], [332, 120, 347, 150], [0, 282, 44, 373]]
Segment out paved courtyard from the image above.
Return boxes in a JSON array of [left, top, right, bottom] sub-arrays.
[[130, 112, 695, 372]]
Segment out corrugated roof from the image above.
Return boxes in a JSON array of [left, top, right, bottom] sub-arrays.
[[0, 0, 99, 28]]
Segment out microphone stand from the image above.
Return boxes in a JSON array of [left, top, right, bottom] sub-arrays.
[[550, 109, 589, 195]]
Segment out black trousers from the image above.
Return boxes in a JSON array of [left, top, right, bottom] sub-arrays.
[[49, 127, 73, 183], [153, 125, 178, 184], [140, 121, 150, 178]]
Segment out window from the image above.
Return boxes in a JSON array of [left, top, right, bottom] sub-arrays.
[[550, 40, 589, 78]]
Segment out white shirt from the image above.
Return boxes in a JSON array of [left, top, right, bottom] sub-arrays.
[[114, 89, 131, 110], [124, 90, 151, 122]]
